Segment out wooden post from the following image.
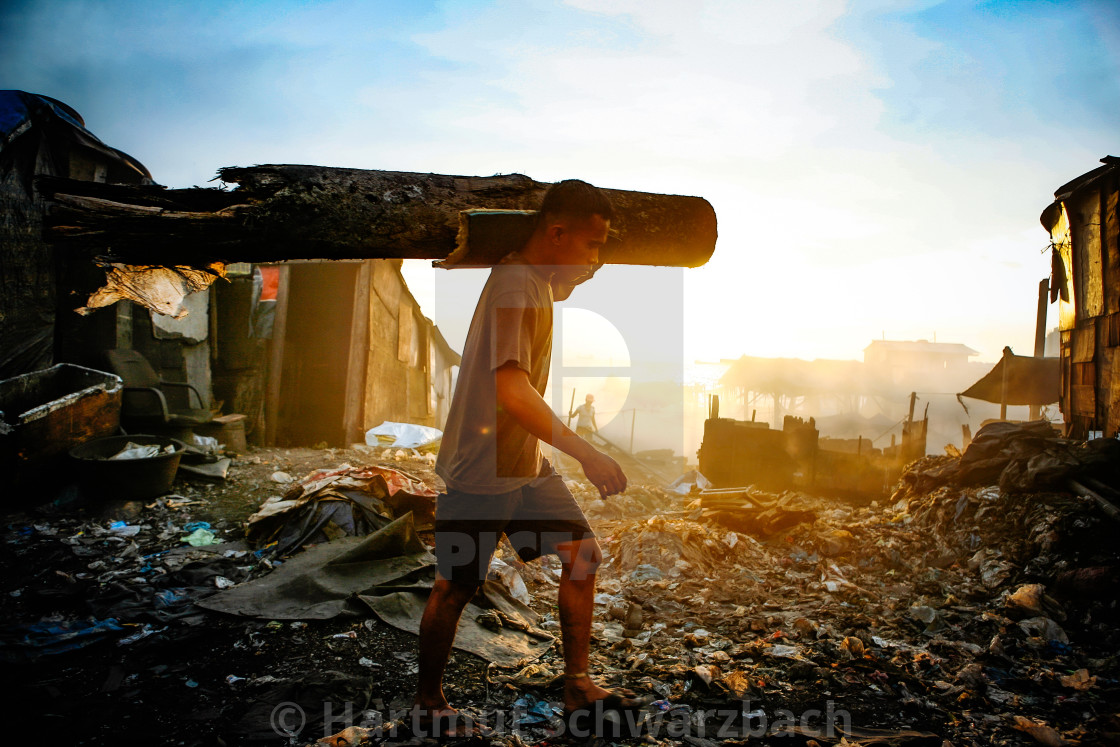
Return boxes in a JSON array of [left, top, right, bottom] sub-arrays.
[[962, 423, 972, 449], [1034, 279, 1049, 358], [567, 389, 577, 427], [1030, 278, 1049, 420], [907, 392, 917, 424], [630, 409, 637, 453], [264, 265, 290, 446], [1000, 346, 1011, 420]]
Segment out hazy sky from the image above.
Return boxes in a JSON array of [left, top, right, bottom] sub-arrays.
[[3, 0, 1118, 366]]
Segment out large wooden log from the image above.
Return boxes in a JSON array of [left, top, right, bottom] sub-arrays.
[[41, 166, 717, 267]]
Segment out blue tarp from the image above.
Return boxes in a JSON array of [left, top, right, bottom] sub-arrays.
[[0, 90, 86, 144]]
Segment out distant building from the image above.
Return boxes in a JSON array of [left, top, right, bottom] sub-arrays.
[[863, 339, 979, 390], [710, 338, 991, 454]]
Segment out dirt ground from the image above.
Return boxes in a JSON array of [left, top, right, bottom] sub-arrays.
[[2, 442, 1118, 746]]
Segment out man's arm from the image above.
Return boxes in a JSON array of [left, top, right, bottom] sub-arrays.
[[496, 364, 626, 498]]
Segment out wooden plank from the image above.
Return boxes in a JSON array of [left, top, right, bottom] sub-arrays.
[[1072, 384, 1097, 417], [1106, 189, 1119, 315], [342, 261, 372, 446], [1072, 324, 1096, 363], [1107, 347, 1120, 438], [1077, 361, 1096, 386], [1070, 190, 1104, 319], [1061, 352, 1072, 422]]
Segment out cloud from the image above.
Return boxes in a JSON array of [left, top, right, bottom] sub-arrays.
[[1, 0, 1114, 365]]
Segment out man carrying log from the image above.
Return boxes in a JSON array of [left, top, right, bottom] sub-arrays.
[[410, 179, 646, 738]]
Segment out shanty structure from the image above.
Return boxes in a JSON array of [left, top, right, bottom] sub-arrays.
[[1041, 156, 1120, 438], [0, 92, 467, 448], [213, 259, 460, 448], [0, 91, 152, 379], [3, 91, 718, 450]]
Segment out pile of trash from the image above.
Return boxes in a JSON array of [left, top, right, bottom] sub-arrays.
[[0, 494, 268, 663], [4, 430, 1119, 746], [445, 426, 1120, 746], [246, 464, 439, 557]]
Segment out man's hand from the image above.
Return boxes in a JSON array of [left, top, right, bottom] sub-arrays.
[[580, 449, 626, 500], [495, 365, 627, 499]]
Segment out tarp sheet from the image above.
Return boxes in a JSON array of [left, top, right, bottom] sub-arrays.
[[198, 514, 553, 666], [246, 464, 438, 554], [960, 353, 1059, 406]]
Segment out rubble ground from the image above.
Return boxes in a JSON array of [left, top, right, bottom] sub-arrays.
[[2, 439, 1118, 746]]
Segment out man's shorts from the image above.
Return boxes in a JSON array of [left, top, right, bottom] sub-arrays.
[[434, 459, 595, 583]]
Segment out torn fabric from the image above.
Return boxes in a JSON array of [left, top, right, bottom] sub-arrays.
[[77, 262, 226, 318]]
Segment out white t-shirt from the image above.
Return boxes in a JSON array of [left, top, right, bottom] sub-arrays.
[[573, 402, 595, 430], [435, 256, 553, 494]]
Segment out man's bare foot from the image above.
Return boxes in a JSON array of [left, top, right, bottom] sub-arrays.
[[407, 704, 481, 739], [563, 673, 643, 711], [562, 674, 649, 738]]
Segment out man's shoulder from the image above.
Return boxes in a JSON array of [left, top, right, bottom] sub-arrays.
[[483, 262, 551, 305]]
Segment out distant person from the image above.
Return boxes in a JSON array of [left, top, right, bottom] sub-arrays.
[[410, 180, 645, 739], [570, 393, 599, 438]]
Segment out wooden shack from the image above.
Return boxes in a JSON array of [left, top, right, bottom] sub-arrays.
[[1041, 156, 1120, 437], [0, 91, 151, 379], [1, 92, 464, 447]]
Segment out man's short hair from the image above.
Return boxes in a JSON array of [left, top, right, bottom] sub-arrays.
[[538, 179, 613, 225]]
